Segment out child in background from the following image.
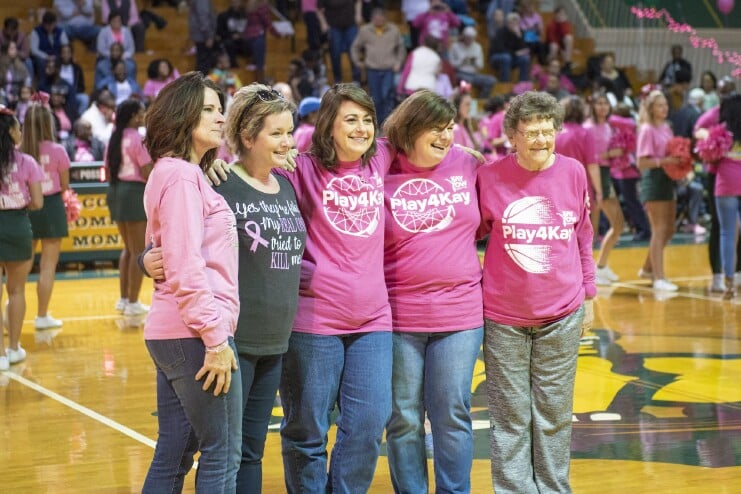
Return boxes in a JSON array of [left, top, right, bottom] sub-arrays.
[[294, 96, 320, 152]]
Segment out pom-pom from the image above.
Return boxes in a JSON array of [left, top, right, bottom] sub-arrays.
[[664, 136, 693, 180], [607, 116, 637, 169], [62, 189, 82, 223], [695, 123, 733, 163]]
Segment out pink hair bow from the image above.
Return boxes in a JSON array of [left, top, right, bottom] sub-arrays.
[[31, 91, 50, 107]]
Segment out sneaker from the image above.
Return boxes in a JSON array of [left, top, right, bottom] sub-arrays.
[[35, 315, 63, 330], [653, 279, 678, 292], [595, 272, 612, 286], [0, 355, 8, 371], [115, 298, 129, 312], [735, 272, 741, 287], [709, 274, 725, 293], [123, 301, 150, 316], [6, 346, 26, 364], [693, 224, 707, 235], [597, 265, 619, 282], [638, 268, 653, 280]]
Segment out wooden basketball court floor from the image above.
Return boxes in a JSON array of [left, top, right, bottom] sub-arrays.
[[1, 241, 740, 493]]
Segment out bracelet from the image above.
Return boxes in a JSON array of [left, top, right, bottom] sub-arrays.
[[205, 339, 229, 354]]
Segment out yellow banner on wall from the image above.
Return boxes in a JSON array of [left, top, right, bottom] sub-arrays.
[[61, 192, 123, 252]]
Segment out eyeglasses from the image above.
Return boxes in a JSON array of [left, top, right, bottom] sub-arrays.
[[515, 128, 556, 140], [255, 88, 284, 103]]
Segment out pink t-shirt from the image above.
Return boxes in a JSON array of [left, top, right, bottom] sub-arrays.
[[637, 122, 672, 160], [384, 146, 483, 332], [38, 141, 71, 195], [555, 122, 598, 166], [453, 123, 476, 149], [293, 123, 315, 153], [142, 71, 179, 100], [714, 154, 741, 197], [583, 120, 611, 167], [477, 153, 596, 326], [116, 128, 151, 183], [277, 141, 394, 335], [412, 11, 460, 48], [143, 157, 239, 347], [0, 151, 44, 210]]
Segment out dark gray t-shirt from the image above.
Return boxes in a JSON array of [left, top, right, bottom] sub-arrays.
[[214, 173, 306, 355]]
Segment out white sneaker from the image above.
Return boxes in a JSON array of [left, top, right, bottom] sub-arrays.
[[0, 355, 8, 371], [6, 346, 26, 364], [595, 272, 612, 286], [35, 315, 63, 330], [735, 272, 741, 287], [123, 301, 150, 316], [638, 268, 653, 280], [597, 265, 619, 282], [115, 298, 129, 312], [653, 279, 678, 292], [710, 274, 725, 293]]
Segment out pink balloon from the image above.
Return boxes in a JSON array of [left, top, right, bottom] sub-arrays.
[[718, 0, 734, 15]]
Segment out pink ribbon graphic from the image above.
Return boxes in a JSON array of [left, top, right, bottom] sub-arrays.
[[244, 221, 269, 252]]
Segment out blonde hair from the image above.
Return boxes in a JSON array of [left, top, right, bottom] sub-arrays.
[[638, 90, 666, 126], [224, 83, 296, 158], [21, 103, 56, 161]]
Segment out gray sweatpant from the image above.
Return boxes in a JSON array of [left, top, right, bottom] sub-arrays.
[[484, 304, 584, 494]]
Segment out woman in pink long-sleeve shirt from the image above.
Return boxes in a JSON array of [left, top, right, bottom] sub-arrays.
[[141, 72, 242, 493], [477, 91, 595, 494]]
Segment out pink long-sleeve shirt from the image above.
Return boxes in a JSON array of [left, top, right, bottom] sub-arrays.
[[277, 142, 394, 335], [383, 146, 483, 332], [143, 157, 239, 346], [477, 153, 595, 326]]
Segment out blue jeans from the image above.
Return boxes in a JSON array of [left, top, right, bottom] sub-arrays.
[[62, 23, 100, 44], [143, 337, 242, 494], [455, 70, 497, 99], [616, 177, 651, 240], [386, 328, 483, 494], [489, 52, 530, 82], [366, 68, 396, 125], [236, 353, 282, 494], [328, 26, 360, 83], [280, 330, 392, 494], [246, 34, 266, 70], [715, 195, 741, 278]]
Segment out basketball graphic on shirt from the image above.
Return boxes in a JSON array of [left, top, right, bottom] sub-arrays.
[[322, 175, 381, 237], [391, 178, 455, 233], [501, 196, 557, 274]]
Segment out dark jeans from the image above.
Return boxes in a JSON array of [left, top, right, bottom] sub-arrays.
[[236, 353, 283, 494], [328, 25, 360, 83], [489, 52, 530, 82], [143, 337, 242, 493], [615, 177, 650, 240], [366, 68, 396, 125]]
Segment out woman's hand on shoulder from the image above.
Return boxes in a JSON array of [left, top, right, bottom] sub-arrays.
[[279, 148, 299, 172], [205, 159, 231, 186]]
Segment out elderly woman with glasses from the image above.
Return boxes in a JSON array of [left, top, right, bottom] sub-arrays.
[[476, 91, 595, 494]]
